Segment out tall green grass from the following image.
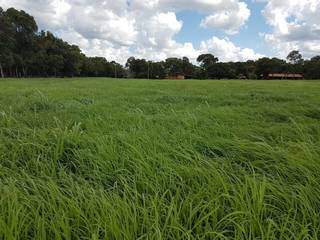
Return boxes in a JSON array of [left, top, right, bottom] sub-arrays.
[[0, 78, 320, 239]]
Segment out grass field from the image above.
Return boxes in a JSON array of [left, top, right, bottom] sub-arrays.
[[0, 78, 320, 239]]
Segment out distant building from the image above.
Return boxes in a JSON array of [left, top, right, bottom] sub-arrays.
[[267, 73, 303, 80], [166, 74, 185, 80]]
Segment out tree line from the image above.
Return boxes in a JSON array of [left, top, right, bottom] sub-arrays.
[[1, 7, 320, 79]]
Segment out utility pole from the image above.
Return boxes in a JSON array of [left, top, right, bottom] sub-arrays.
[[114, 64, 117, 78]]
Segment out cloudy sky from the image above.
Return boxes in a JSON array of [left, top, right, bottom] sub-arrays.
[[1, 0, 319, 63]]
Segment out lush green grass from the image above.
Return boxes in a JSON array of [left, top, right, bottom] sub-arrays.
[[0, 78, 320, 239]]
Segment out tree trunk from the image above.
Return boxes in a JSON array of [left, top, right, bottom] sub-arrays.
[[22, 66, 27, 77], [0, 63, 4, 78]]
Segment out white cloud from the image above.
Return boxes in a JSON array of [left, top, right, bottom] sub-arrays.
[[67, 3, 137, 46], [261, 0, 320, 58], [0, 0, 258, 63], [200, 2, 250, 34], [131, 0, 251, 34], [200, 37, 264, 62], [0, 0, 72, 29]]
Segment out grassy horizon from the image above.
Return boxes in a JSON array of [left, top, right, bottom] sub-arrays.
[[0, 78, 320, 239]]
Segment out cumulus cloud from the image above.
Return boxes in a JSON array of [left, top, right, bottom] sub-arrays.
[[0, 0, 72, 29], [261, 0, 320, 58], [0, 0, 258, 63], [67, 2, 136, 46], [200, 2, 250, 35], [200, 37, 264, 62], [131, 0, 251, 34]]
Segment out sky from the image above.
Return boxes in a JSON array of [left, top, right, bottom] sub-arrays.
[[1, 0, 320, 64]]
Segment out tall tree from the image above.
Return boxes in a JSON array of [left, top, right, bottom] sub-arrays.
[[287, 50, 303, 65], [5, 8, 38, 77], [165, 58, 183, 76], [304, 56, 320, 79], [197, 54, 219, 70], [0, 7, 15, 77], [255, 57, 287, 79], [181, 57, 195, 78], [196, 54, 219, 79], [311, 56, 320, 62], [126, 57, 149, 79], [149, 61, 166, 79]]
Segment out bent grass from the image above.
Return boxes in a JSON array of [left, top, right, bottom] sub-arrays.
[[0, 78, 320, 239]]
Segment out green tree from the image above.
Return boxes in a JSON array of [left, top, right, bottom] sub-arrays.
[[197, 54, 219, 70], [149, 61, 166, 79], [126, 57, 149, 79], [165, 58, 183, 76], [287, 50, 303, 64], [255, 57, 287, 79], [5, 8, 38, 77], [181, 57, 195, 78], [0, 7, 15, 77], [304, 56, 320, 79], [196, 54, 219, 79], [311, 56, 320, 62]]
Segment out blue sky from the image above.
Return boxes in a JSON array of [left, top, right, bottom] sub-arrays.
[[175, 0, 271, 56]]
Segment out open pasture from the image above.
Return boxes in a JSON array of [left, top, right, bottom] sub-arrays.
[[0, 78, 320, 239]]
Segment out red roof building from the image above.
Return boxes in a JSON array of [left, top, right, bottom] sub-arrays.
[[166, 74, 185, 80], [267, 73, 303, 80]]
